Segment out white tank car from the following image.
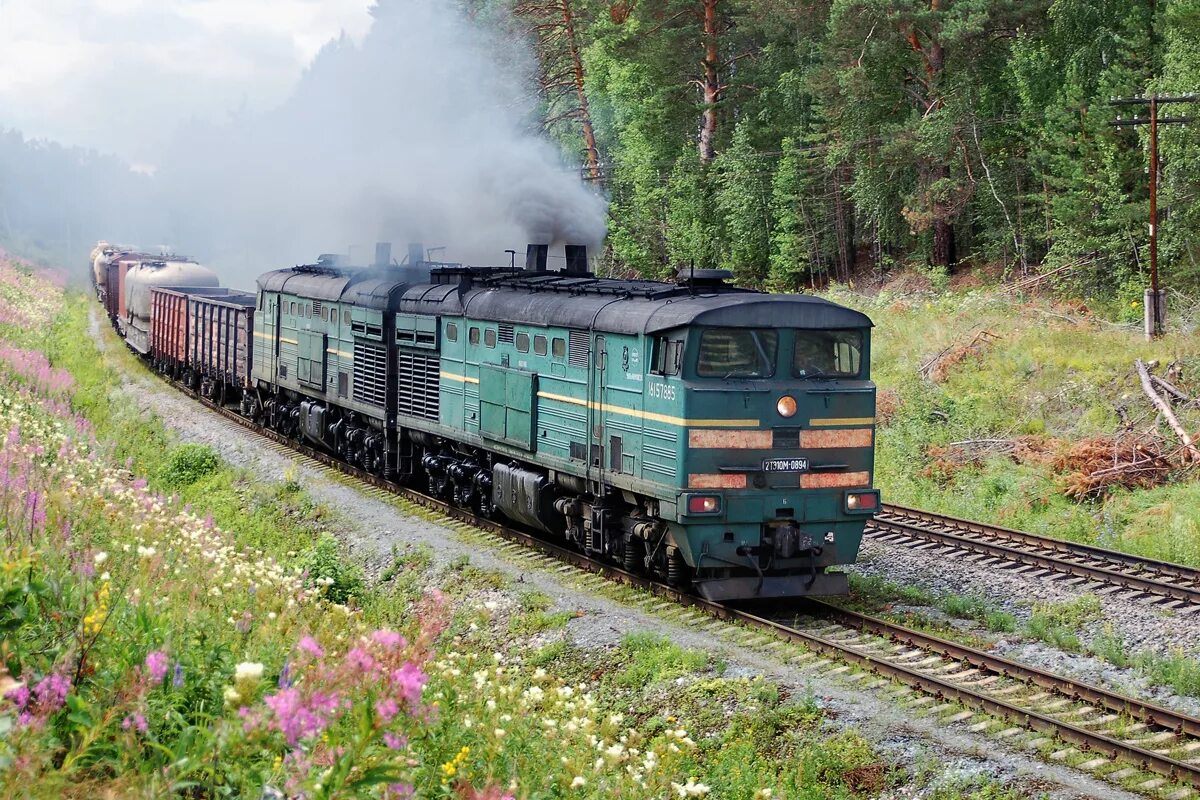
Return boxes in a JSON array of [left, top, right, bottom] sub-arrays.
[[125, 258, 219, 354]]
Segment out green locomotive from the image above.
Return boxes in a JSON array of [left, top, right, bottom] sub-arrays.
[[249, 244, 877, 600]]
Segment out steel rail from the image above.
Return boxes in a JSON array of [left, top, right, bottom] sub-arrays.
[[811, 602, 1200, 739], [147, 376, 1200, 788], [881, 503, 1200, 587], [868, 515, 1200, 608]]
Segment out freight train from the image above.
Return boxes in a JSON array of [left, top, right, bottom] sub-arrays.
[[91, 240, 879, 601]]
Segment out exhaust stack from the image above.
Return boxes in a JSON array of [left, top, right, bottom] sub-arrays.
[[407, 242, 425, 266], [525, 243, 549, 272], [374, 241, 392, 267], [564, 245, 588, 275]]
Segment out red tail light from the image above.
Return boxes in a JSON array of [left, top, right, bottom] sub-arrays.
[[845, 491, 878, 512], [687, 495, 721, 514]]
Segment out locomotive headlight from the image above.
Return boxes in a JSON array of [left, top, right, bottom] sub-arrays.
[[776, 395, 798, 417]]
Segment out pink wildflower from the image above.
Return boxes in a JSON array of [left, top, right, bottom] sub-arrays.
[[345, 647, 376, 673], [263, 688, 334, 746], [390, 662, 427, 708], [121, 713, 148, 734], [383, 732, 407, 750], [375, 697, 399, 724], [371, 629, 405, 650], [296, 636, 324, 659], [145, 650, 169, 684]]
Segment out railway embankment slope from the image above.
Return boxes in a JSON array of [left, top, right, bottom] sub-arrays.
[[0, 263, 1086, 799]]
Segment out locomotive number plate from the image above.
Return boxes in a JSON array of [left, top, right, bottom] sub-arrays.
[[762, 458, 809, 472]]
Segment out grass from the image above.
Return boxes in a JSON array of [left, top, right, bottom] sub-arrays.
[[1025, 595, 1102, 653], [827, 284, 1200, 568], [612, 632, 711, 687], [1135, 650, 1200, 697], [846, 574, 1016, 635]]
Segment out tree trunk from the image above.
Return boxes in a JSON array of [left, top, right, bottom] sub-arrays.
[[834, 165, 855, 281], [698, 0, 720, 162], [559, 0, 601, 181]]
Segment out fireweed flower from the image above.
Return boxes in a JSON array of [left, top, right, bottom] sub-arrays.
[[297, 636, 324, 659], [144, 650, 169, 684]]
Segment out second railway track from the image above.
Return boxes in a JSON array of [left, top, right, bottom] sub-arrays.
[[870, 504, 1200, 611], [153, 369, 1200, 795]]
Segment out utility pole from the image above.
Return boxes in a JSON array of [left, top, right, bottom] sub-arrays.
[[1112, 93, 1196, 339]]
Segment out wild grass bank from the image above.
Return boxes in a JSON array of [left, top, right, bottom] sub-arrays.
[[0, 273, 1034, 799]]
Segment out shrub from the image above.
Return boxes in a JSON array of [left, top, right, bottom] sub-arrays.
[[158, 443, 221, 488], [299, 533, 364, 604]]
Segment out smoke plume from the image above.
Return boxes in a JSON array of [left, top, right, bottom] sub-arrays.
[[151, 0, 607, 282]]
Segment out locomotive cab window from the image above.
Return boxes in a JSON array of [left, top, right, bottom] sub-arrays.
[[696, 328, 778, 378], [484, 329, 496, 349], [469, 327, 480, 346], [651, 337, 682, 376], [793, 330, 862, 378], [515, 333, 530, 353], [534, 335, 547, 356], [552, 337, 566, 358], [446, 322, 458, 342]]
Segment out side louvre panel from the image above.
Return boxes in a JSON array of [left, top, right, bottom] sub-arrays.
[[352, 339, 387, 407], [398, 351, 440, 421]]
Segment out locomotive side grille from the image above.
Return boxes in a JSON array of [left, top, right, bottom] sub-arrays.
[[312, 300, 323, 317], [397, 350, 440, 422], [498, 323, 515, 344], [568, 329, 589, 368], [352, 339, 387, 407]]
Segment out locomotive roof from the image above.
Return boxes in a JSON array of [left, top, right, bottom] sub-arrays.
[[258, 264, 872, 332], [403, 272, 872, 335], [257, 264, 431, 310]]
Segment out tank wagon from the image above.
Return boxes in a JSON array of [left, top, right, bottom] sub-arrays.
[[247, 243, 879, 600]]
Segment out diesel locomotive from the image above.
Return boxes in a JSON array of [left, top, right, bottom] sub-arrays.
[[95, 241, 879, 601]]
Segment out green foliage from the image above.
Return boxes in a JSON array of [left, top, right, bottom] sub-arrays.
[[614, 632, 709, 687], [1135, 649, 1200, 697], [158, 443, 221, 489], [299, 534, 365, 604], [716, 120, 771, 285], [1089, 625, 1131, 667], [1027, 595, 1102, 652]]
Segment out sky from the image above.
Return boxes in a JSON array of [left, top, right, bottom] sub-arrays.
[[0, 0, 375, 166]]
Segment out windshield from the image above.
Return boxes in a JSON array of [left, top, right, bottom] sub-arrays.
[[696, 328, 778, 378], [793, 330, 862, 378]]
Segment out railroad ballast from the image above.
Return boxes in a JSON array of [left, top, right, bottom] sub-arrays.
[[90, 240, 880, 601]]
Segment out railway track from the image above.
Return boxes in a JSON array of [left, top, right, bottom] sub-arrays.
[[870, 504, 1200, 611], [152, 373, 1200, 796]]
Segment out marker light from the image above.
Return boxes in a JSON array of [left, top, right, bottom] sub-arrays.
[[687, 495, 721, 514], [846, 492, 878, 511], [777, 395, 798, 417]]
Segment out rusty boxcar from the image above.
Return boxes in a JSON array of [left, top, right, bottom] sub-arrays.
[[188, 290, 256, 407]]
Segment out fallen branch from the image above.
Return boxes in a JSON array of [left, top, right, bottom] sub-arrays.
[[1151, 374, 1189, 404], [1136, 358, 1200, 462]]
